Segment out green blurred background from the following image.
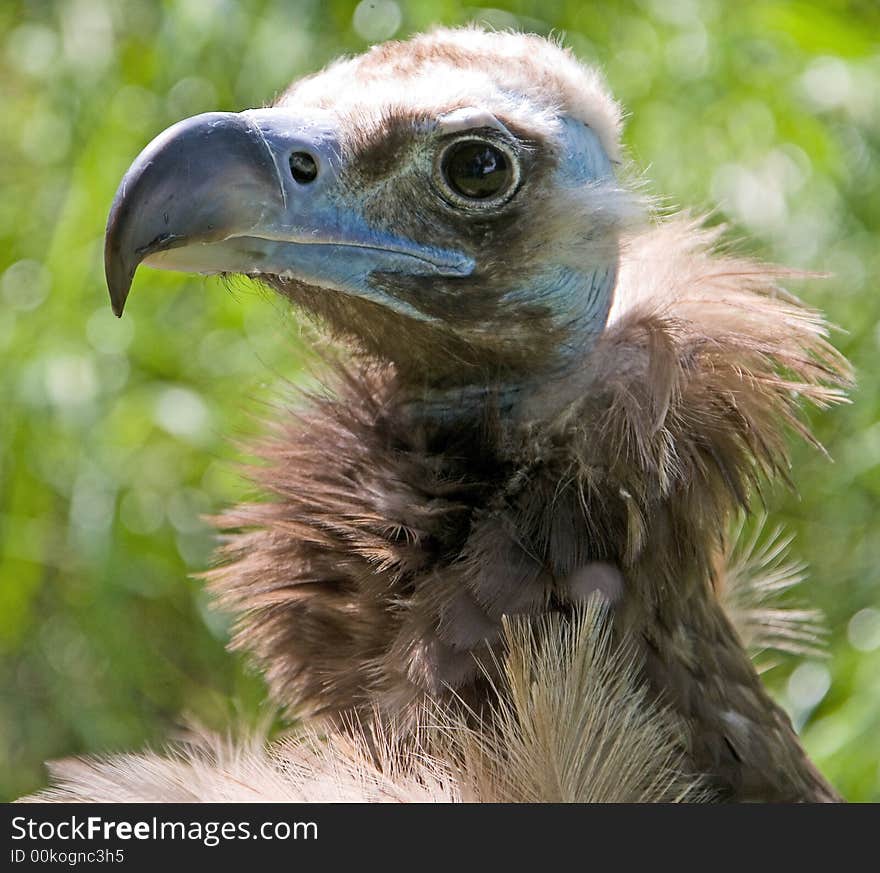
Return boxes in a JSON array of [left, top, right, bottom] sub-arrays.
[[1, 0, 878, 801]]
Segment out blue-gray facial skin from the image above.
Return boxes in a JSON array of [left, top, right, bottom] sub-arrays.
[[105, 101, 621, 385]]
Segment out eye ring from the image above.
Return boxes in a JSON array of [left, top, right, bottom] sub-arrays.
[[433, 136, 521, 211]]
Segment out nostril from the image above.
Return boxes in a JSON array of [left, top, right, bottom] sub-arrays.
[[289, 151, 318, 184]]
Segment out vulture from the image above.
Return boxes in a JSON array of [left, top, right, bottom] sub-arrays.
[[32, 28, 851, 803]]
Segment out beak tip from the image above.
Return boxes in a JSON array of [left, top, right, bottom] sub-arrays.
[[108, 283, 130, 317], [105, 207, 132, 317], [105, 257, 132, 318]]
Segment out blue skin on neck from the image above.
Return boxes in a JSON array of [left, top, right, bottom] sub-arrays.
[[500, 117, 619, 363]]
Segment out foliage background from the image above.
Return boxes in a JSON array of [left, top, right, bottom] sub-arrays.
[[1, 0, 878, 801]]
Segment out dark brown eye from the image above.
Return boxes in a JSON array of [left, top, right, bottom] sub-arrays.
[[436, 138, 519, 208]]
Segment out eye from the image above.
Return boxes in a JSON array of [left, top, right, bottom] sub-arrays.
[[435, 137, 520, 209], [289, 151, 318, 184]]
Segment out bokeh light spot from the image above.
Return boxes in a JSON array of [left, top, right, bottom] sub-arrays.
[[848, 608, 880, 653], [1, 261, 51, 312], [154, 386, 212, 442], [353, 1, 402, 42]]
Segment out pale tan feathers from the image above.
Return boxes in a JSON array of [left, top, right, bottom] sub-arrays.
[[26, 602, 704, 803], [719, 517, 826, 662], [446, 600, 706, 803]]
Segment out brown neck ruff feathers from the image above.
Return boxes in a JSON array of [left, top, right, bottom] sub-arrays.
[[207, 218, 850, 802]]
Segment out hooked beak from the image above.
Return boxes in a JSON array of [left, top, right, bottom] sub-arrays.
[[105, 109, 473, 317]]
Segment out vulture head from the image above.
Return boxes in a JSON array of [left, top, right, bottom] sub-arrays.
[[91, 28, 851, 804], [106, 30, 631, 391]]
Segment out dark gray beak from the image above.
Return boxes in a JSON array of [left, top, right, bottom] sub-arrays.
[[105, 112, 284, 316]]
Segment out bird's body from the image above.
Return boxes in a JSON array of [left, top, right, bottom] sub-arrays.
[[31, 29, 849, 803], [208, 218, 844, 802]]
